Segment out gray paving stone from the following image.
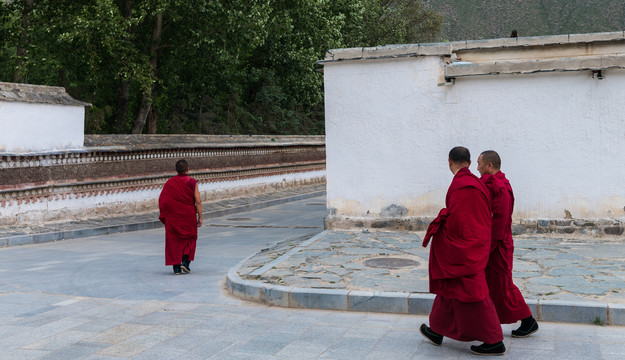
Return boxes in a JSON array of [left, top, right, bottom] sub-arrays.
[[3, 190, 625, 360], [8, 235, 32, 246], [3, 349, 51, 360], [555, 339, 601, 360], [521, 249, 559, 260], [318, 255, 363, 266], [39, 342, 109, 360], [559, 283, 610, 296], [409, 294, 436, 315], [589, 275, 625, 289], [526, 299, 539, 319], [289, 288, 348, 310], [513, 260, 542, 272], [607, 303, 625, 325], [540, 300, 607, 324], [348, 291, 409, 313], [273, 341, 327, 360], [259, 285, 290, 307], [343, 325, 390, 339], [412, 341, 465, 359], [506, 347, 556, 360], [548, 266, 597, 276], [318, 337, 377, 359], [131, 345, 186, 360], [228, 278, 263, 301], [235, 331, 298, 356], [513, 271, 542, 278], [300, 325, 350, 342], [323, 266, 353, 276], [23, 329, 94, 350]]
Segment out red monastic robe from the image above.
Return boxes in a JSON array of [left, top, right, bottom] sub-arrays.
[[423, 167, 503, 343], [159, 174, 198, 266], [481, 171, 532, 324]]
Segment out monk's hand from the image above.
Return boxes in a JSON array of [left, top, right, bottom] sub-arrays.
[[197, 217, 203, 227]]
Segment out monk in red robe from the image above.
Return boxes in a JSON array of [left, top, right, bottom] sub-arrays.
[[159, 159, 203, 275], [420, 146, 505, 356], [477, 150, 538, 337]]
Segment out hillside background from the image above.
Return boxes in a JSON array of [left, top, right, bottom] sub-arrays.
[[424, 0, 625, 41]]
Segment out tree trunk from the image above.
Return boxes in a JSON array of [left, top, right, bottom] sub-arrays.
[[114, 79, 130, 132], [131, 12, 162, 134], [114, 0, 133, 133], [146, 107, 158, 133], [13, 0, 34, 83]]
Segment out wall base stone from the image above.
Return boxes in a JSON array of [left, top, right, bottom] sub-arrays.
[[325, 215, 625, 237]]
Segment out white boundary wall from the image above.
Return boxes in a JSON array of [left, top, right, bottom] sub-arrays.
[[0, 170, 326, 224], [0, 101, 85, 153], [324, 55, 625, 220]]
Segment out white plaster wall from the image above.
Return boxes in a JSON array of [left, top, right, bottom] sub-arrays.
[[0, 170, 326, 223], [324, 57, 625, 220], [0, 102, 85, 153]]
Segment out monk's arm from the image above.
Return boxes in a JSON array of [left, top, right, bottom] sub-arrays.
[[194, 184, 203, 227]]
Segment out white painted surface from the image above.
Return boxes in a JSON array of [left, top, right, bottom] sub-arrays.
[[0, 102, 85, 153], [324, 56, 625, 220], [0, 171, 326, 223]]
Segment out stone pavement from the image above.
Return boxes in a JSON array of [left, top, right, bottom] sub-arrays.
[[0, 184, 326, 247], [1, 188, 625, 358], [229, 229, 625, 325]]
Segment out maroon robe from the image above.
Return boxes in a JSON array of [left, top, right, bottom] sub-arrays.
[[481, 171, 532, 324], [159, 174, 198, 266], [423, 167, 503, 343]]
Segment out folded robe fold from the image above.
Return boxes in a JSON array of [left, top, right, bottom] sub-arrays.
[[159, 174, 198, 266]]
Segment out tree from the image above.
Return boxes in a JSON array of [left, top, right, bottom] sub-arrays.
[[0, 0, 442, 135]]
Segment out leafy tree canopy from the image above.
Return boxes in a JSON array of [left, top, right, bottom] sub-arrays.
[[0, 0, 441, 134]]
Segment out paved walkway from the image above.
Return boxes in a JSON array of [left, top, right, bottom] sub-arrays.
[[1, 188, 625, 359], [0, 185, 326, 247], [229, 230, 625, 325]]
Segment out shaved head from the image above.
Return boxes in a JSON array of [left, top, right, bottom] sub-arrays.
[[176, 159, 189, 174], [449, 146, 471, 164], [480, 150, 501, 170]]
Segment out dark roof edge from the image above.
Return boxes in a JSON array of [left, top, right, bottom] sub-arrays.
[[319, 31, 625, 64], [0, 82, 91, 107]]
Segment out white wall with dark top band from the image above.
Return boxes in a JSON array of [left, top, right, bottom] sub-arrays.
[[323, 44, 625, 221]]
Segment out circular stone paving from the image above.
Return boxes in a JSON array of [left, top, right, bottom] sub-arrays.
[[363, 257, 420, 269]]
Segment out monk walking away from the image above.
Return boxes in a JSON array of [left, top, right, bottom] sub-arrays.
[[420, 146, 505, 356], [159, 159, 203, 275], [477, 150, 538, 337]]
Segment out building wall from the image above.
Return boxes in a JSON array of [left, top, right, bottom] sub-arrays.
[[0, 102, 85, 153], [324, 56, 625, 222]]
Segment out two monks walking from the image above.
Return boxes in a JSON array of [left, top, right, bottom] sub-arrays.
[[420, 147, 538, 356]]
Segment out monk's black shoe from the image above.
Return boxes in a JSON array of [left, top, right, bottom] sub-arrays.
[[512, 316, 539, 338], [470, 341, 506, 356], [181, 255, 190, 273], [419, 324, 443, 346], [173, 265, 182, 275]]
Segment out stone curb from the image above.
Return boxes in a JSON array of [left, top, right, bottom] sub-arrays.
[[0, 190, 325, 248], [226, 232, 625, 326]]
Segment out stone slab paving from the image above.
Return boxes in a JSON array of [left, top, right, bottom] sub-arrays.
[[230, 230, 625, 325], [0, 184, 326, 248], [1, 191, 625, 358]]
